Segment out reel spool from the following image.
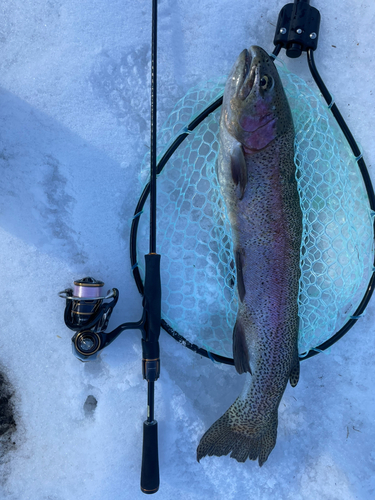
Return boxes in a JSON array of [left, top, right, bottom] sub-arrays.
[[66, 278, 106, 328]]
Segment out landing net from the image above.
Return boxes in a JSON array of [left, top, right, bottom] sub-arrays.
[[136, 64, 374, 358]]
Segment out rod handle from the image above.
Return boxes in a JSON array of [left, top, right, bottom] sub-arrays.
[[143, 253, 161, 342], [140, 420, 159, 494]]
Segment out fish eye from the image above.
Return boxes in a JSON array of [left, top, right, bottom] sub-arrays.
[[260, 75, 273, 90]]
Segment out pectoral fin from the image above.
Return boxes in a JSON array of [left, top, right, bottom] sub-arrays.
[[230, 144, 247, 200]]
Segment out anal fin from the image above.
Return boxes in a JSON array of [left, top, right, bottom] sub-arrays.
[[233, 317, 251, 375]]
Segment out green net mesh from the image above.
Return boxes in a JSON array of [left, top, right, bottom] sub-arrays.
[[136, 62, 374, 358]]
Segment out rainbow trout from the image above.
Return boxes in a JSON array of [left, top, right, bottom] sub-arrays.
[[197, 46, 302, 466]]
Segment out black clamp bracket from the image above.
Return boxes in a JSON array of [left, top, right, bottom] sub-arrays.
[[273, 0, 321, 58]]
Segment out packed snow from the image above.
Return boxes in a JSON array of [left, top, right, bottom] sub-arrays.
[[0, 0, 374, 499]]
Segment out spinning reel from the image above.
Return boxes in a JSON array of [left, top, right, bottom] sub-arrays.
[[59, 277, 149, 364], [59, 253, 161, 383], [59, 277, 120, 360]]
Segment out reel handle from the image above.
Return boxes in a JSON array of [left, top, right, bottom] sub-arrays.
[[140, 420, 159, 494]]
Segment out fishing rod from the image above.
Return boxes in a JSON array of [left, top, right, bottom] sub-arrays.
[[60, 0, 161, 494]]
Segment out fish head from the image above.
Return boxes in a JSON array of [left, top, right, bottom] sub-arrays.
[[222, 46, 293, 152]]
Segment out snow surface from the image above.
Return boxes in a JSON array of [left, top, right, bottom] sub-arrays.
[[0, 0, 374, 499]]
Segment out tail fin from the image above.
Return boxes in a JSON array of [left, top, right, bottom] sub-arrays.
[[197, 403, 277, 466]]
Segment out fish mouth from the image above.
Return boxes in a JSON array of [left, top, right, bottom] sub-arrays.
[[238, 48, 256, 100]]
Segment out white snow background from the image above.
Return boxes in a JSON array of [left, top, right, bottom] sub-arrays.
[[0, 0, 374, 499]]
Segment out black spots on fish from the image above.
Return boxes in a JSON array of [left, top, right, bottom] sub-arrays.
[[289, 351, 300, 387], [233, 317, 251, 375], [197, 411, 233, 462], [257, 415, 278, 467], [235, 250, 246, 302], [230, 144, 247, 200], [289, 365, 300, 388], [197, 401, 278, 467]]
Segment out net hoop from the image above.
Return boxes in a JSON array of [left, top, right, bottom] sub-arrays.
[[130, 70, 375, 364]]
